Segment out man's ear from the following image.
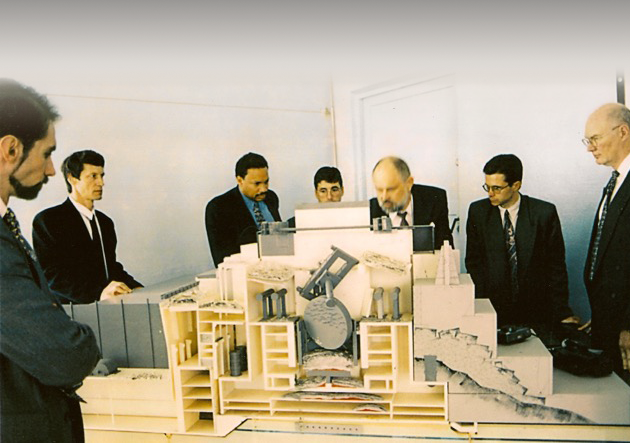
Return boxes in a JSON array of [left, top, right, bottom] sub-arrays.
[[513, 181, 522, 192], [66, 173, 77, 188], [0, 135, 23, 163], [406, 175, 414, 191]]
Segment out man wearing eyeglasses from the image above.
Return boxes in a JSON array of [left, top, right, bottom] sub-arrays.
[[582, 103, 630, 380], [465, 154, 577, 330]]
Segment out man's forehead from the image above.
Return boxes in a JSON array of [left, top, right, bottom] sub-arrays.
[[245, 167, 268, 179], [317, 180, 341, 189], [80, 164, 104, 174], [485, 173, 507, 184]]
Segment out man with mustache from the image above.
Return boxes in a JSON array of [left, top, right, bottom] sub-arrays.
[[370, 156, 453, 248], [32, 150, 142, 304], [0, 79, 100, 442], [205, 152, 281, 266]]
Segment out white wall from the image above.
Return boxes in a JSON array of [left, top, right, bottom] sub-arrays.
[[6, 70, 622, 319], [8, 74, 334, 285]]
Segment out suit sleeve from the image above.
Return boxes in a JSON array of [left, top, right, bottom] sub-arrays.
[[205, 200, 227, 267], [465, 205, 486, 297], [544, 207, 573, 322], [0, 234, 100, 388], [434, 188, 454, 247], [32, 213, 102, 303]]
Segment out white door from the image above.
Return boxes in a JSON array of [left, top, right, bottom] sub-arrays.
[[352, 75, 460, 243]]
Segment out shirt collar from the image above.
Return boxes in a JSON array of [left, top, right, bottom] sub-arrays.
[[69, 196, 96, 220], [239, 188, 262, 211], [499, 192, 521, 218], [616, 152, 630, 181], [0, 198, 7, 218]]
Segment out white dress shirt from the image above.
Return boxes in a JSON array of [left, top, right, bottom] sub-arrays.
[[498, 193, 521, 229]]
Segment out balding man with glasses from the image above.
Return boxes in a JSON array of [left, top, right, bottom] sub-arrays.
[[465, 154, 578, 331], [582, 103, 630, 381]]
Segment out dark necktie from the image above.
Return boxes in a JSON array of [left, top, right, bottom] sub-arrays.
[[3, 208, 38, 262], [90, 215, 109, 280], [588, 170, 620, 281], [504, 211, 519, 301], [253, 202, 266, 228], [397, 211, 409, 227]]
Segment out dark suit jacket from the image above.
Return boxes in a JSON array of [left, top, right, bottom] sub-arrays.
[[584, 173, 630, 371], [205, 187, 281, 267], [369, 184, 453, 248], [465, 195, 573, 327], [32, 198, 142, 304], [0, 214, 100, 442]]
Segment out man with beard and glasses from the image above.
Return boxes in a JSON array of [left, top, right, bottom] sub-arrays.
[[205, 152, 282, 266], [0, 79, 100, 442], [369, 156, 453, 249], [32, 150, 143, 304]]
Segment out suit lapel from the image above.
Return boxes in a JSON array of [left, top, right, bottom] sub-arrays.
[[62, 198, 93, 244], [412, 185, 423, 225], [231, 187, 256, 227], [515, 195, 534, 278], [485, 203, 506, 265], [595, 173, 630, 272]]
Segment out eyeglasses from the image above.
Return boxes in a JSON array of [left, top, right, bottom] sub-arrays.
[[482, 184, 510, 193], [582, 125, 620, 148]]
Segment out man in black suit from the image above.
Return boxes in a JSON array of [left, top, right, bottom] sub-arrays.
[[205, 152, 281, 267], [465, 154, 577, 329], [370, 156, 453, 248], [583, 103, 630, 378], [33, 150, 142, 304], [0, 79, 100, 442]]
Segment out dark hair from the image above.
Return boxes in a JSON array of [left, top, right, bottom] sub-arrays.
[[0, 79, 59, 155], [373, 156, 411, 181], [483, 154, 523, 185], [235, 152, 268, 178], [61, 150, 105, 193], [314, 166, 343, 189]]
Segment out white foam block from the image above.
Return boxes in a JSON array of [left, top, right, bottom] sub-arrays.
[[413, 274, 475, 329], [496, 336, 552, 397]]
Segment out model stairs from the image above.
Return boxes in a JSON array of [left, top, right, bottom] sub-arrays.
[[414, 327, 542, 404]]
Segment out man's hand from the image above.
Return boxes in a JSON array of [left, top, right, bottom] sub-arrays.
[[100, 281, 133, 300], [620, 330, 630, 371], [578, 319, 592, 334], [561, 315, 581, 324]]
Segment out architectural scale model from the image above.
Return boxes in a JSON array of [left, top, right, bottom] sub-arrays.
[[74, 202, 630, 437]]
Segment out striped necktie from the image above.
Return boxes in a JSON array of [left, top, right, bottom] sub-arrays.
[[504, 211, 519, 301], [3, 208, 38, 262], [588, 170, 620, 281]]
